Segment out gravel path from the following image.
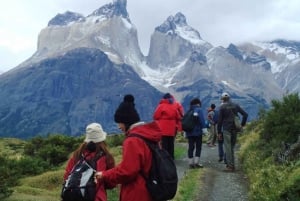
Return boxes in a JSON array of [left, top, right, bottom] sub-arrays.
[[175, 143, 249, 201]]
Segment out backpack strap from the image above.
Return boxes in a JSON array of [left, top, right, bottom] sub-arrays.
[[82, 151, 104, 171]]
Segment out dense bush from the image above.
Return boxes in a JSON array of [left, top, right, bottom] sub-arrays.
[[24, 134, 83, 166], [106, 134, 124, 147], [262, 93, 300, 144], [0, 155, 19, 199], [239, 93, 300, 201]]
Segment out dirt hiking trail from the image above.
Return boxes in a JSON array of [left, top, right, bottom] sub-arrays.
[[175, 143, 249, 201]]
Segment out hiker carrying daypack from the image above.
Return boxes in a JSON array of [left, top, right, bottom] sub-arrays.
[[181, 109, 198, 132], [129, 134, 178, 201], [61, 152, 103, 201]]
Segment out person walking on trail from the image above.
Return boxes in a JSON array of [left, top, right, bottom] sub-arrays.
[[207, 103, 218, 147], [217, 92, 248, 172], [185, 98, 207, 169], [153, 93, 182, 159], [217, 131, 226, 163], [170, 93, 184, 134], [217, 101, 226, 163], [94, 94, 163, 201], [63, 122, 116, 201]]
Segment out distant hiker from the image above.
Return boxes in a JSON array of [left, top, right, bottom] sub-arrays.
[[217, 131, 226, 163], [206, 103, 218, 147], [218, 101, 226, 163], [94, 94, 164, 201], [63, 122, 116, 201], [171, 94, 185, 134], [217, 92, 248, 171], [153, 93, 182, 159], [185, 98, 207, 168]]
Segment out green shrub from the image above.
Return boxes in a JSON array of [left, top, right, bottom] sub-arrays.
[[262, 93, 300, 144], [0, 155, 19, 199], [106, 134, 125, 147], [16, 156, 50, 175], [239, 93, 300, 201], [24, 134, 82, 166]]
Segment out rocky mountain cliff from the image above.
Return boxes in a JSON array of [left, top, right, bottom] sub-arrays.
[[0, 0, 298, 138], [0, 48, 161, 138]]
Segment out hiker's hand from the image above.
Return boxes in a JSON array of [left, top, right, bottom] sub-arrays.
[[218, 133, 223, 141], [94, 171, 103, 183]]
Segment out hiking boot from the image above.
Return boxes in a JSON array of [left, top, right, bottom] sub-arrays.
[[194, 164, 203, 168], [218, 158, 223, 162], [189, 164, 195, 169], [224, 165, 235, 172]]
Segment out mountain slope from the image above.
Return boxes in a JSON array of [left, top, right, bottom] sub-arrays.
[[0, 48, 161, 138]]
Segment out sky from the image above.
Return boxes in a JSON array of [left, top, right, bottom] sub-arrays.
[[1, 0, 300, 73]]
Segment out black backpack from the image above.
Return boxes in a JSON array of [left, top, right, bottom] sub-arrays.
[[61, 152, 103, 201], [129, 134, 178, 201], [181, 109, 198, 132]]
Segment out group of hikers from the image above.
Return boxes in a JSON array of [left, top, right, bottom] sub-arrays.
[[62, 92, 248, 201]]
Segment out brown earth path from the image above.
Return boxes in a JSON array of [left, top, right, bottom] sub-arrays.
[[175, 143, 249, 201]]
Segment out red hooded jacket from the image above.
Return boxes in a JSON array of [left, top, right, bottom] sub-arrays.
[[102, 121, 162, 201], [153, 99, 182, 136]]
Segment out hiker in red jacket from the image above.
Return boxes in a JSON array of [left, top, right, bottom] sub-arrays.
[[94, 94, 162, 201], [153, 93, 182, 159], [63, 123, 116, 201]]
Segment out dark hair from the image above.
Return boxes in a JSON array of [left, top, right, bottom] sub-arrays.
[[123, 94, 135, 103], [211, 104, 216, 109], [190, 98, 201, 106], [163, 93, 172, 99], [72, 141, 115, 169]]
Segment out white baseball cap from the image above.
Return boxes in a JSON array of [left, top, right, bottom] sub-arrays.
[[221, 92, 230, 100]]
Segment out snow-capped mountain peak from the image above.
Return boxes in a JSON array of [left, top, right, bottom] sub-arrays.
[[88, 0, 129, 20], [156, 12, 202, 44], [48, 11, 84, 26], [248, 40, 300, 74]]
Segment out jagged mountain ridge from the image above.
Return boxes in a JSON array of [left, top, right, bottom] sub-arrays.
[[0, 0, 299, 138], [14, 0, 143, 76], [237, 39, 300, 93]]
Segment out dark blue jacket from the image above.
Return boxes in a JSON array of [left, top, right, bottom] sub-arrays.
[[186, 105, 206, 137]]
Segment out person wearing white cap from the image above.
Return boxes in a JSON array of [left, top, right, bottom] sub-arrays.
[[217, 92, 248, 172], [63, 122, 116, 201]]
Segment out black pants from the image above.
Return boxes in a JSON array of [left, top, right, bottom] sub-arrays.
[[187, 135, 202, 158], [161, 136, 175, 159]]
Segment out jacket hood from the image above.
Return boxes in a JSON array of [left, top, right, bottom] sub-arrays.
[[159, 98, 173, 104], [127, 121, 162, 142]]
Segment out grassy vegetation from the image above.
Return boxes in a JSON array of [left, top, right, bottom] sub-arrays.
[[0, 138, 25, 159], [238, 93, 300, 201], [4, 92, 299, 201], [174, 169, 203, 201], [1, 133, 203, 201]]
